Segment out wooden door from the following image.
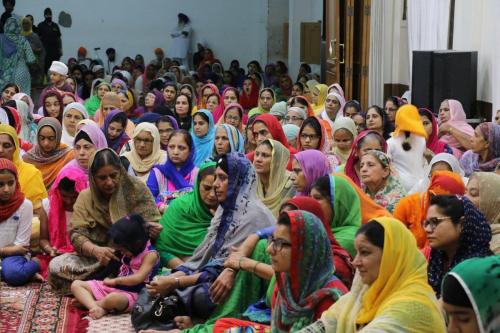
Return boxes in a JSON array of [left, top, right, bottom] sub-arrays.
[[325, 0, 371, 108]]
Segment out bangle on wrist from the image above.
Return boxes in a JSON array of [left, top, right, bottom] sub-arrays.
[[238, 257, 245, 270], [174, 277, 181, 289], [252, 261, 259, 273]]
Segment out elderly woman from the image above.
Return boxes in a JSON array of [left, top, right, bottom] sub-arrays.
[[23, 118, 75, 189], [441, 256, 500, 333], [254, 139, 295, 217], [285, 106, 307, 128], [48, 148, 161, 294], [359, 150, 406, 213], [460, 122, 500, 176], [61, 102, 89, 147], [121, 122, 167, 182], [465, 172, 500, 254], [213, 124, 245, 156], [425, 195, 492, 296], [146, 153, 275, 325], [297, 218, 446, 333], [438, 99, 474, 153], [344, 130, 387, 187]]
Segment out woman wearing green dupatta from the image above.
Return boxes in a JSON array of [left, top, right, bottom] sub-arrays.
[[442, 256, 500, 333], [310, 175, 362, 257], [84, 81, 111, 116], [155, 161, 218, 268]]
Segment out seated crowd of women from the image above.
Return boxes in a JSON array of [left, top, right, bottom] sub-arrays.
[[0, 56, 499, 333]]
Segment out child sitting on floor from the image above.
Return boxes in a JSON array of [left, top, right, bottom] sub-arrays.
[[71, 214, 159, 319], [0, 158, 43, 285]]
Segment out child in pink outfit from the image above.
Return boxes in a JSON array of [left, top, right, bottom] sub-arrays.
[[71, 214, 159, 319]]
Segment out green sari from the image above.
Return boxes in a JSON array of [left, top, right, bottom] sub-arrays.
[[184, 240, 271, 333], [155, 161, 216, 266], [329, 175, 362, 257]]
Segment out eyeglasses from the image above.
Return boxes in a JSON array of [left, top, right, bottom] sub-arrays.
[[285, 116, 303, 122], [300, 133, 319, 141], [267, 235, 292, 252], [225, 115, 240, 122], [421, 216, 451, 230], [134, 137, 154, 145]]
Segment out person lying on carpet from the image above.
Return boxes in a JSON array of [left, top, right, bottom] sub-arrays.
[[71, 214, 160, 319], [0, 158, 44, 285]]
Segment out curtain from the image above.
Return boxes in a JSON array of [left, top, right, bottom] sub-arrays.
[[407, 0, 450, 81]]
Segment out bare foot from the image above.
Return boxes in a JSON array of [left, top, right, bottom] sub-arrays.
[[174, 315, 194, 329], [89, 306, 107, 319]]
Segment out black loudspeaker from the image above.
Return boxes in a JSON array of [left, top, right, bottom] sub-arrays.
[[412, 51, 477, 117]]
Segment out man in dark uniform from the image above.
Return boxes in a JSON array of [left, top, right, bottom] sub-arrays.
[[37, 7, 62, 74], [0, 0, 15, 33]]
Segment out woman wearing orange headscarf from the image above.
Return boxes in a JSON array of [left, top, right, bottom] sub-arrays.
[[393, 170, 465, 248]]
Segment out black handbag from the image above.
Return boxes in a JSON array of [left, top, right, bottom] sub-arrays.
[[131, 282, 217, 331], [131, 288, 180, 331]]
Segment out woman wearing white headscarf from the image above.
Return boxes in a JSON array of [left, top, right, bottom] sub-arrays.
[[409, 153, 466, 194], [61, 102, 89, 147], [320, 91, 346, 128]]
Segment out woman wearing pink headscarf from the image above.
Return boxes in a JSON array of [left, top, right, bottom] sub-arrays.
[[438, 99, 474, 155]]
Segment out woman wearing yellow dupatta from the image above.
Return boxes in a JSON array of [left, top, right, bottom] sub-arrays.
[[23, 117, 75, 189], [0, 124, 47, 210], [254, 139, 295, 217], [297, 217, 446, 333], [312, 84, 328, 116]]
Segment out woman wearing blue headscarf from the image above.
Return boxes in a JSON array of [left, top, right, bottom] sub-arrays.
[[191, 109, 215, 166], [213, 124, 245, 156]]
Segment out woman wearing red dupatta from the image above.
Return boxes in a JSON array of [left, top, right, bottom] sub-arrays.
[[247, 114, 297, 170]]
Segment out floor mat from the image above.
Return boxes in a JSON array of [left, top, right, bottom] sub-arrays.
[[86, 313, 135, 333], [0, 282, 88, 333]]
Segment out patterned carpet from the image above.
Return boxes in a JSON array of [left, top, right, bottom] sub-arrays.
[[0, 282, 88, 333], [86, 313, 135, 333]]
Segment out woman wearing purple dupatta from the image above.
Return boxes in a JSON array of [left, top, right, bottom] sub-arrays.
[[147, 129, 198, 207], [63, 122, 108, 177], [291, 149, 332, 196], [132, 89, 165, 117], [460, 122, 500, 176], [101, 109, 130, 153]]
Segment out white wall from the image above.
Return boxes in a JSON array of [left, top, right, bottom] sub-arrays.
[[288, 0, 323, 80], [267, 0, 289, 63], [14, 0, 269, 70], [453, 0, 500, 117]]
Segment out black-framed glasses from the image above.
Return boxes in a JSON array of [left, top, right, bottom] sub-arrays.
[[300, 133, 319, 141], [422, 216, 451, 231], [267, 235, 292, 252]]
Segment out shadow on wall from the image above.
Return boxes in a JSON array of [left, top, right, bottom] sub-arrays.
[[58, 11, 72, 28]]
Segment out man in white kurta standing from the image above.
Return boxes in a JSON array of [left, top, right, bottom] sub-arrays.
[[167, 13, 191, 69]]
